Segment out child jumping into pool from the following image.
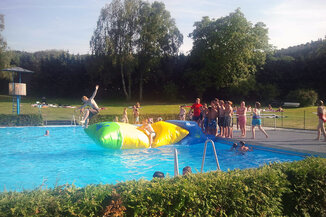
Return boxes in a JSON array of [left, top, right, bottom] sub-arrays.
[[78, 85, 100, 128]]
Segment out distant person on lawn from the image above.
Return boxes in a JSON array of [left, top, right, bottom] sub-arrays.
[[78, 85, 100, 128], [316, 100, 326, 142]]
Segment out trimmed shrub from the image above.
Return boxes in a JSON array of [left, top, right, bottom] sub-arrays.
[[286, 89, 318, 107], [0, 114, 43, 126], [0, 157, 325, 216]]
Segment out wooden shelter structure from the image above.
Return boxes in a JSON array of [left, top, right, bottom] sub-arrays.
[[1, 67, 34, 114]]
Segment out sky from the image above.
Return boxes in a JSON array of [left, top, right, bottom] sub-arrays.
[[1, 0, 326, 55]]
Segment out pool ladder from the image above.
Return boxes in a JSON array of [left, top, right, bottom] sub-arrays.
[[201, 139, 220, 172], [173, 139, 220, 177]]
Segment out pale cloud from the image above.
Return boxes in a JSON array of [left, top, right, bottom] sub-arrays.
[[2, 0, 326, 54], [263, 0, 326, 48]]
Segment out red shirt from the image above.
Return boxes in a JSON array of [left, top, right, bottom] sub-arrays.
[[191, 103, 203, 117]]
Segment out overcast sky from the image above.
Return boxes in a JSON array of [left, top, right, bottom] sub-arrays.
[[1, 0, 326, 54]]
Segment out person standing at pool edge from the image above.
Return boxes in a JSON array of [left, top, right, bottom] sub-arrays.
[[189, 98, 203, 125], [78, 85, 100, 128], [251, 102, 268, 139], [316, 100, 326, 141], [237, 101, 247, 138]]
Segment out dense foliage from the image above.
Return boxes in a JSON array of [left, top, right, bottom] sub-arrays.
[[1, 6, 326, 103], [90, 0, 183, 101], [257, 39, 326, 100], [188, 9, 271, 97], [0, 157, 325, 216], [0, 114, 43, 126]]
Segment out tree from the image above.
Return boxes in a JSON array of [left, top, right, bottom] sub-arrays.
[[91, 0, 141, 101], [136, 1, 183, 101], [90, 0, 183, 101], [0, 14, 11, 80], [188, 9, 271, 97]]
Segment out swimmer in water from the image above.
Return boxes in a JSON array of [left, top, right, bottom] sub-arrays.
[[239, 141, 252, 152], [44, 130, 49, 136]]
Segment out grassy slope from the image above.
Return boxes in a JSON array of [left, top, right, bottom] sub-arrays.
[[0, 95, 319, 129]]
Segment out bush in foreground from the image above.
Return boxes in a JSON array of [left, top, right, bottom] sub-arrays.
[[0, 157, 325, 216]]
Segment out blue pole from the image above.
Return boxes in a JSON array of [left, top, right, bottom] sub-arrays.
[[17, 96, 20, 115], [17, 72, 22, 115]]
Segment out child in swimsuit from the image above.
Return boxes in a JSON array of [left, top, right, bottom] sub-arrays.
[[179, 105, 186, 121], [251, 102, 268, 139], [139, 119, 156, 147], [316, 100, 326, 141], [217, 100, 225, 137], [122, 107, 129, 123], [78, 85, 100, 128], [133, 105, 140, 124], [223, 101, 233, 138], [237, 101, 247, 138]]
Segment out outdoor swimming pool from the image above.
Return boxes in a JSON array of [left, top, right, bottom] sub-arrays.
[[0, 126, 305, 191]]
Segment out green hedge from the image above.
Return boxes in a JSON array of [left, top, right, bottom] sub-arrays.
[[0, 114, 43, 126], [0, 157, 325, 216], [90, 114, 179, 125]]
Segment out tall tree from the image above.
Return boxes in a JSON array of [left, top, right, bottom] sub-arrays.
[[91, 0, 141, 101], [188, 9, 271, 97], [90, 0, 182, 101], [0, 14, 11, 80], [136, 1, 182, 101]]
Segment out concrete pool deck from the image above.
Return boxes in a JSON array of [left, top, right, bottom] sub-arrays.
[[223, 127, 326, 157]]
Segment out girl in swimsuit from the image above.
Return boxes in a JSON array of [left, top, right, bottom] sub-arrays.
[[237, 101, 247, 138], [251, 102, 268, 139], [179, 105, 186, 121], [316, 100, 326, 141]]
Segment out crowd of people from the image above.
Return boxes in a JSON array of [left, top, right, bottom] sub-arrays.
[[184, 98, 269, 139], [76, 85, 326, 142]]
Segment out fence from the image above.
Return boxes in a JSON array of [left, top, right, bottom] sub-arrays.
[[233, 111, 318, 130]]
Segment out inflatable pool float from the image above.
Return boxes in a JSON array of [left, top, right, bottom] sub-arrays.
[[84, 121, 200, 149]]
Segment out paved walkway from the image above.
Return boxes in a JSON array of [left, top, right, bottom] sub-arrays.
[[223, 127, 326, 157]]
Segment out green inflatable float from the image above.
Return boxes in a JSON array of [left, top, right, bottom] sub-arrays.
[[84, 121, 189, 149]]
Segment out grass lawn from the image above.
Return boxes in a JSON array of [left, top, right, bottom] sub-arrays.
[[0, 95, 319, 130]]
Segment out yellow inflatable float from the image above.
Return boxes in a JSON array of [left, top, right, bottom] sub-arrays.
[[84, 121, 189, 149]]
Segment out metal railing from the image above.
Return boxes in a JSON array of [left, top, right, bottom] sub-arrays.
[[201, 139, 220, 172], [232, 111, 318, 130], [174, 149, 179, 177]]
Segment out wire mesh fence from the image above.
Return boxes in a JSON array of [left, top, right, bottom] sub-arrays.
[[233, 111, 318, 130]]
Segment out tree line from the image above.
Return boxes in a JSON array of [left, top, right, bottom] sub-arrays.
[[0, 1, 325, 104]]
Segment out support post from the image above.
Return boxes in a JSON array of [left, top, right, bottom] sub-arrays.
[[17, 95, 20, 115], [304, 110, 306, 130], [174, 149, 179, 176]]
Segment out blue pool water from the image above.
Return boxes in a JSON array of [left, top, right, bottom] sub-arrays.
[[0, 126, 304, 191]]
